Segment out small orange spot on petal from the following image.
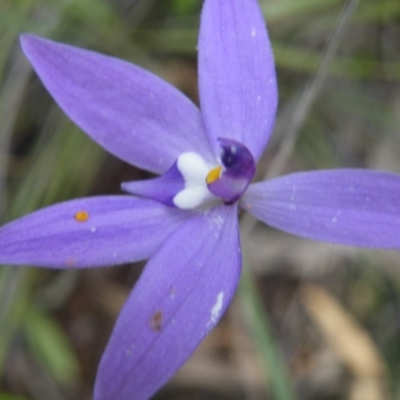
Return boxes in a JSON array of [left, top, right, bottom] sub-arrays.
[[246, 203, 252, 209], [150, 311, 163, 332], [75, 210, 89, 222], [206, 165, 222, 184]]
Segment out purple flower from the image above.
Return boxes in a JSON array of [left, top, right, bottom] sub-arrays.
[[1, 0, 400, 398]]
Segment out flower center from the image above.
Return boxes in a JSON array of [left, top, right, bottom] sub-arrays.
[[121, 139, 255, 210], [173, 138, 256, 208], [172, 152, 211, 209], [205, 138, 256, 203]]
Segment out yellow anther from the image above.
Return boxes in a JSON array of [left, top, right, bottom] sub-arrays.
[[206, 166, 222, 184], [74, 210, 89, 222]]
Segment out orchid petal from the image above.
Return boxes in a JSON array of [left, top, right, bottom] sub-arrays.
[[0, 196, 189, 268], [243, 170, 400, 248], [122, 160, 185, 207], [94, 204, 240, 400], [198, 0, 278, 161], [20, 34, 213, 173]]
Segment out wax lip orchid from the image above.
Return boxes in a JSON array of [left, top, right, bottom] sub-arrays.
[[1, 0, 400, 399]]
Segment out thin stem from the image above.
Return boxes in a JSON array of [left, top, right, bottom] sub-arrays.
[[240, 267, 296, 400]]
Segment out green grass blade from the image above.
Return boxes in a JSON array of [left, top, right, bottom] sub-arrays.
[[240, 267, 297, 400]]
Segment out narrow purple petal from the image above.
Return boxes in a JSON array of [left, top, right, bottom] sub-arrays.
[[198, 0, 278, 161], [0, 196, 189, 268], [20, 34, 214, 173], [243, 170, 400, 248], [122, 157, 185, 207], [94, 204, 240, 400]]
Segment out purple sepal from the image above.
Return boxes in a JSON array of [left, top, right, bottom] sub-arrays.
[[243, 169, 400, 248], [122, 161, 185, 207], [207, 138, 255, 203], [198, 0, 278, 162], [20, 34, 214, 174], [0, 196, 189, 268], [94, 204, 241, 400]]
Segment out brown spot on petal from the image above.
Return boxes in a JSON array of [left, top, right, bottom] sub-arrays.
[[150, 311, 163, 332], [75, 210, 89, 222]]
